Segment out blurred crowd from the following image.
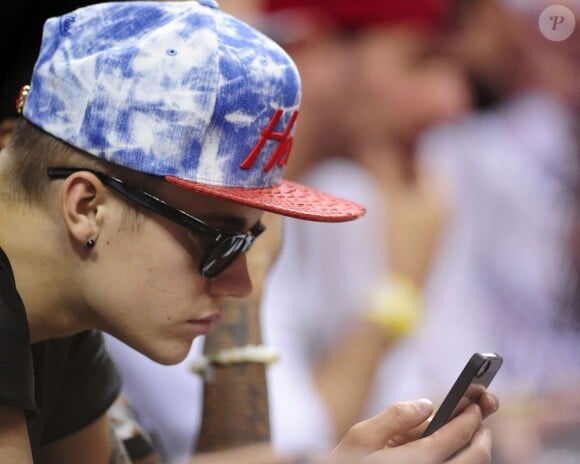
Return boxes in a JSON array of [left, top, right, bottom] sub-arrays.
[[1, 0, 578, 463], [259, 3, 580, 464]]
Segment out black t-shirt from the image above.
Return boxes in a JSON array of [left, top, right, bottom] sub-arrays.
[[0, 247, 121, 455]]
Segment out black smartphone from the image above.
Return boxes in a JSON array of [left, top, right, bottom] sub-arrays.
[[421, 352, 503, 438]]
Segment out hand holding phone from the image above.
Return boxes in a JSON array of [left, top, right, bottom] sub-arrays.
[[421, 352, 503, 438]]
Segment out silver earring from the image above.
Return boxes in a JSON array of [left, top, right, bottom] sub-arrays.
[[86, 239, 96, 249]]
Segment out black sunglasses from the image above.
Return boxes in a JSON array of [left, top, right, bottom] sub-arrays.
[[47, 167, 265, 278]]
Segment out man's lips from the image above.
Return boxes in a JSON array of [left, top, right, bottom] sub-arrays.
[[186, 312, 223, 334], [190, 312, 223, 324]]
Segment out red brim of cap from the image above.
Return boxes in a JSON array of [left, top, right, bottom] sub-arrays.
[[165, 176, 366, 222]]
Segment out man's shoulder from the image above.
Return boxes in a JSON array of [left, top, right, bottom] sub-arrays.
[[0, 246, 31, 346], [31, 330, 122, 448], [33, 330, 112, 366], [0, 247, 15, 281]]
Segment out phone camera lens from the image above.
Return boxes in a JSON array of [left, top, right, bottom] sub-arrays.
[[476, 359, 491, 378]]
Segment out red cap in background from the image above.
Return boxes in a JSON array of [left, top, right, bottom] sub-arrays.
[[262, 0, 453, 34]]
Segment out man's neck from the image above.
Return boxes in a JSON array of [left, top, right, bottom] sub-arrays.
[[0, 201, 86, 343]]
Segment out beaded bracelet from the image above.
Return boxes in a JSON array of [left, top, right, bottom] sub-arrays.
[[190, 344, 280, 376]]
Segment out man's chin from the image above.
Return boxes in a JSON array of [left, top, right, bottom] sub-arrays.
[[140, 340, 194, 366]]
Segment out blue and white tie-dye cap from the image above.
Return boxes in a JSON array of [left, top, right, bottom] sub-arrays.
[[20, 0, 365, 222]]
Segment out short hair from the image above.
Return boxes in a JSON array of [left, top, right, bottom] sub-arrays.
[[2, 118, 156, 226]]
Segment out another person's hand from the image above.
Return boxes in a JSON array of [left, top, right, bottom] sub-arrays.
[[245, 211, 283, 297], [332, 393, 499, 463], [491, 387, 580, 464], [355, 145, 452, 286]]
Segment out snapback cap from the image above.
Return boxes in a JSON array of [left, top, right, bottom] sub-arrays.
[[21, 0, 365, 222]]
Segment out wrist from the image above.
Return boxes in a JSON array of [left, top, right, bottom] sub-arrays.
[[359, 273, 422, 340], [190, 344, 279, 379]]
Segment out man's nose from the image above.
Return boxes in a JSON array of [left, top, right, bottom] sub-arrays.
[[206, 253, 253, 299]]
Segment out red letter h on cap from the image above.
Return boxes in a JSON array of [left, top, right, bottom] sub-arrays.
[[240, 109, 299, 172]]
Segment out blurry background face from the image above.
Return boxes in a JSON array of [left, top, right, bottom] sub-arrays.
[[447, 0, 580, 109], [259, 0, 472, 154], [287, 37, 348, 118], [347, 26, 471, 149], [283, 33, 354, 159], [447, 0, 528, 107], [218, 0, 265, 22]]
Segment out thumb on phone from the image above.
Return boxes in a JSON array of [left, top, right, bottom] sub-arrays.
[[334, 399, 433, 452]]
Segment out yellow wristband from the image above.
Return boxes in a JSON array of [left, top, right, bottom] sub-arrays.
[[360, 274, 422, 339]]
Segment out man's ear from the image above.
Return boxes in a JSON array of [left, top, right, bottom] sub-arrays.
[[59, 171, 106, 248]]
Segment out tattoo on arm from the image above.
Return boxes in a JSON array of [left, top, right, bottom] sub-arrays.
[[195, 297, 271, 452], [204, 298, 252, 350]]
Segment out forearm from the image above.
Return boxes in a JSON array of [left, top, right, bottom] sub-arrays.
[[192, 443, 294, 464], [0, 405, 33, 464], [195, 212, 281, 452], [313, 321, 392, 440], [195, 296, 271, 452]]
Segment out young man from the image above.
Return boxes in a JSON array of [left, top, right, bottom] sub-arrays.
[[0, 1, 497, 462]]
